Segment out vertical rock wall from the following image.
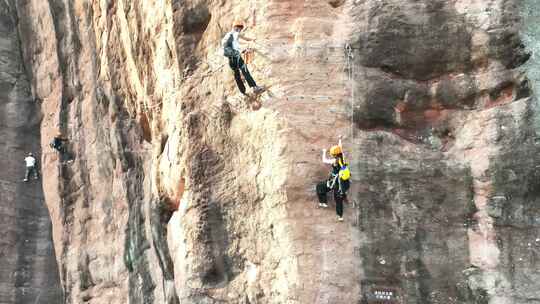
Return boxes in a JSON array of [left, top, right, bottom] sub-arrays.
[[0, 0, 62, 303], [350, 0, 540, 303], [3, 0, 539, 303]]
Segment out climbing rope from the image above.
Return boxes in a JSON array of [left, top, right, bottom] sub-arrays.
[[179, 62, 227, 82], [344, 43, 365, 222], [345, 43, 355, 144]]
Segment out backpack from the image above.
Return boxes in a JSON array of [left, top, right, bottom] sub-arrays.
[[327, 158, 351, 191], [223, 33, 237, 58], [338, 159, 351, 181], [336, 159, 351, 195]]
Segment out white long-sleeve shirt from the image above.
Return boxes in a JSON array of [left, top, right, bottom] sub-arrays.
[[322, 151, 335, 164], [222, 31, 241, 52], [322, 139, 343, 164]]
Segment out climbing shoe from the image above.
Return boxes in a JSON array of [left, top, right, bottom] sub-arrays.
[[253, 86, 264, 94]]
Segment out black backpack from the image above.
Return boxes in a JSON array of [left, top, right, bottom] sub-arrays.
[[223, 33, 237, 58]]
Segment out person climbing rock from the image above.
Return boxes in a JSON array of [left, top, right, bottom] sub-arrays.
[[222, 18, 264, 96], [23, 152, 39, 182], [50, 132, 68, 153], [316, 137, 351, 222]]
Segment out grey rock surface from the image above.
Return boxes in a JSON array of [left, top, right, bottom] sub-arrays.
[[1, 0, 539, 303], [0, 1, 62, 303]]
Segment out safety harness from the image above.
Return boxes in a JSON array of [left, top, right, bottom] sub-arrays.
[[327, 157, 351, 193]]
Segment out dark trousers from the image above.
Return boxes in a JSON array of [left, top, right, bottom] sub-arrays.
[[229, 55, 257, 94], [53, 143, 65, 153], [25, 166, 38, 180], [316, 181, 346, 217]]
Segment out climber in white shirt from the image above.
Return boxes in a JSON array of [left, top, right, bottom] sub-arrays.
[[23, 152, 39, 182], [222, 18, 264, 96]]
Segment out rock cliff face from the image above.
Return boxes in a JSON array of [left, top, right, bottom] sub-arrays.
[[0, 1, 61, 303], [2, 0, 540, 303]]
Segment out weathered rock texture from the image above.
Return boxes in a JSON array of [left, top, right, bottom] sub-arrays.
[[0, 1, 62, 303], [2, 0, 539, 303], [350, 1, 540, 303]]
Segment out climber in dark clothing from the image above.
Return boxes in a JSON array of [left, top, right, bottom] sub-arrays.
[[222, 19, 263, 95], [316, 139, 351, 222], [50, 132, 68, 153], [229, 55, 258, 95]]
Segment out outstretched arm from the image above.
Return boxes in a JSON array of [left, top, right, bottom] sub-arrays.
[[338, 135, 344, 159], [239, 33, 255, 42], [322, 149, 334, 164]]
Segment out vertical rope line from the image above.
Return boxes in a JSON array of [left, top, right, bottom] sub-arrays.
[[350, 48, 355, 144], [345, 43, 354, 150]]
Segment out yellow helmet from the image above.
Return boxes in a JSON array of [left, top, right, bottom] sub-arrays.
[[232, 18, 245, 29], [329, 145, 342, 156]]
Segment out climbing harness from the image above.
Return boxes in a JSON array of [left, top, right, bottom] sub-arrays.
[[327, 174, 339, 189]]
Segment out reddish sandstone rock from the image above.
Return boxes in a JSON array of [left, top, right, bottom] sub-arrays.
[[2, 0, 539, 304]]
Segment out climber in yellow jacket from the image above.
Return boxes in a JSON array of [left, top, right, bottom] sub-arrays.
[[316, 137, 351, 222], [222, 19, 264, 96]]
